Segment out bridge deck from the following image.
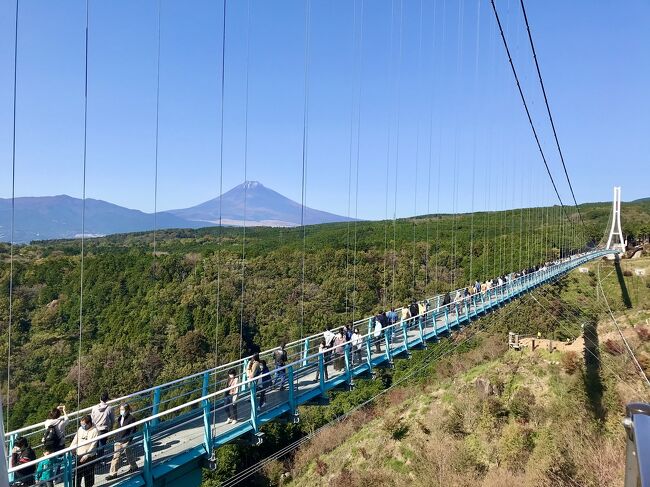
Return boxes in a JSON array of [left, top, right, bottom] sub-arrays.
[[5, 250, 612, 487]]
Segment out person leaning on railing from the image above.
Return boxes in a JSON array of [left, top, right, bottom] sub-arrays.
[[106, 403, 137, 480]]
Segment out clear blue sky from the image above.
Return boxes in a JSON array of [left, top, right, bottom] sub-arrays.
[[0, 0, 648, 220]]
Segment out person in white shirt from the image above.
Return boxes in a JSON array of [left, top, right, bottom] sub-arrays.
[[373, 318, 382, 353], [70, 415, 98, 486], [351, 328, 363, 365]]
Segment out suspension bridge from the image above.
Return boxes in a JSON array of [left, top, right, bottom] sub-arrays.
[[2, 249, 619, 487], [1, 0, 648, 486]]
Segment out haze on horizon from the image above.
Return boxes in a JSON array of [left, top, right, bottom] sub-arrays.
[[0, 0, 648, 221]]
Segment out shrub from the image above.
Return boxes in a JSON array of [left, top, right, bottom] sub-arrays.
[[315, 458, 328, 477], [636, 326, 650, 342], [382, 415, 409, 441], [561, 351, 581, 374], [498, 422, 534, 471], [509, 387, 535, 421], [603, 339, 624, 355], [442, 404, 466, 438]]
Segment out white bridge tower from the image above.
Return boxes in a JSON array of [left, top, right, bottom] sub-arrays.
[[605, 186, 626, 253]]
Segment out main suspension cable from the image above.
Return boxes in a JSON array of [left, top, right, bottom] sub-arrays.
[[5, 0, 19, 432], [518, 0, 586, 241], [213, 0, 228, 424], [299, 0, 311, 340], [238, 0, 251, 359], [489, 0, 569, 220]]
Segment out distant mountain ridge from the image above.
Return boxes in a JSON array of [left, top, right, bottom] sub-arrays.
[[169, 181, 354, 227], [0, 182, 353, 243], [0, 195, 200, 243]]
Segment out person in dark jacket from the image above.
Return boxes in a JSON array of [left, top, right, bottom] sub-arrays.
[[273, 343, 288, 391], [11, 436, 37, 486], [106, 403, 137, 479], [409, 300, 420, 323], [442, 292, 451, 306], [258, 360, 272, 408]]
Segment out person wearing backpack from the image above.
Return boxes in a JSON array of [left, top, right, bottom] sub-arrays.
[[11, 436, 37, 486], [43, 405, 68, 452]]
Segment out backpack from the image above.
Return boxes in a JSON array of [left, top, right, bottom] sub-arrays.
[[261, 366, 272, 388], [43, 424, 61, 451]]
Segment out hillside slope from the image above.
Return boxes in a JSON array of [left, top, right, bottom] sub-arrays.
[[285, 257, 650, 487]]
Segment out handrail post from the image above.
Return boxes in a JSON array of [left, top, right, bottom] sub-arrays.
[[143, 422, 153, 486], [202, 371, 210, 397], [344, 344, 352, 386], [417, 316, 425, 345], [384, 329, 392, 363], [202, 396, 212, 458], [250, 381, 259, 432], [318, 353, 325, 393], [365, 334, 373, 369], [401, 320, 409, 349], [7, 433, 16, 483], [454, 304, 460, 327], [431, 310, 438, 337], [63, 450, 73, 487], [624, 402, 650, 487], [151, 387, 161, 428], [464, 300, 470, 322], [302, 338, 310, 367], [443, 307, 450, 332], [287, 366, 296, 415]]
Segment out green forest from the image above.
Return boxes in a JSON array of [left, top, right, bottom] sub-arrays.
[[0, 199, 648, 431]]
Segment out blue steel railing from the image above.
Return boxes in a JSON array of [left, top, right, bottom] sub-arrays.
[[5, 250, 613, 486], [624, 403, 650, 487]]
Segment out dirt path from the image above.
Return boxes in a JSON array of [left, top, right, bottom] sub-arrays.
[[519, 327, 637, 353]]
